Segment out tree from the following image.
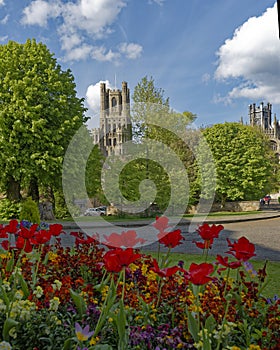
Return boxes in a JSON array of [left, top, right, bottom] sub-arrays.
[[201, 122, 279, 205], [127, 76, 199, 214], [0, 39, 87, 201]]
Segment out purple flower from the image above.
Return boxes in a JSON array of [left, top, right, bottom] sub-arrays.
[[75, 322, 94, 342]]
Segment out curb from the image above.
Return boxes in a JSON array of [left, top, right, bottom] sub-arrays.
[[61, 211, 280, 230]]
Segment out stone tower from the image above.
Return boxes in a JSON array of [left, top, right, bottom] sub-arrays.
[[92, 81, 132, 156], [249, 102, 280, 155]]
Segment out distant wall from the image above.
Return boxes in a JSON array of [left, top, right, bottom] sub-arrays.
[[189, 201, 260, 214]]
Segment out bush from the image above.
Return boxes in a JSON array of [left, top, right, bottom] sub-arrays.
[[0, 198, 21, 221], [19, 197, 40, 224]]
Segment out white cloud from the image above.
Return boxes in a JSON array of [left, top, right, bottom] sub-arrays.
[[91, 46, 120, 62], [0, 0, 5, 6], [0, 35, 8, 42], [21, 0, 62, 26], [215, 2, 280, 104], [118, 42, 143, 59], [86, 80, 118, 128], [21, 0, 141, 63], [0, 14, 8, 24]]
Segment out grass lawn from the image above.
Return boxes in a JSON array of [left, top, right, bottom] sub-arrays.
[[143, 251, 280, 298]]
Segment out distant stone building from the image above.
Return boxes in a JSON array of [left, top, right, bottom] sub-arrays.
[[249, 102, 280, 157], [91, 81, 132, 156]]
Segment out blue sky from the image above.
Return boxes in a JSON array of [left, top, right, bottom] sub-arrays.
[[0, 0, 279, 129]]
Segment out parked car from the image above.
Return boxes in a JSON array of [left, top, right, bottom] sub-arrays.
[[84, 207, 106, 216]]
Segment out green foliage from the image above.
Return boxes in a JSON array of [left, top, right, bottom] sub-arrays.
[[0, 199, 20, 221], [201, 123, 279, 203], [19, 197, 40, 223], [0, 39, 87, 200]]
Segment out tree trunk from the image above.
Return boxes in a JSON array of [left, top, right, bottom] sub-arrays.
[[28, 177, 39, 202], [6, 176, 21, 201]]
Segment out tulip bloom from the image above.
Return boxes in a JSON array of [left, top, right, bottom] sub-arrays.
[[226, 236, 256, 262], [5, 219, 18, 234], [150, 259, 180, 278], [153, 216, 170, 234], [187, 262, 214, 285], [103, 248, 141, 273], [216, 254, 241, 273], [158, 229, 184, 248], [75, 322, 94, 341], [194, 223, 224, 250], [49, 224, 64, 237], [104, 230, 146, 248]]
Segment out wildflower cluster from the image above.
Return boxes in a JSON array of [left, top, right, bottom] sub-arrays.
[[0, 217, 278, 349]]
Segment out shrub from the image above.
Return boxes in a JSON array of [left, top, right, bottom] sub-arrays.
[[19, 197, 40, 223], [0, 198, 21, 221]]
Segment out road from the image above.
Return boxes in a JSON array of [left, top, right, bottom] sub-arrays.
[[60, 216, 280, 261]]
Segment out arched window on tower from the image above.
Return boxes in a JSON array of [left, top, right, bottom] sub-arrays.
[[112, 97, 117, 108]]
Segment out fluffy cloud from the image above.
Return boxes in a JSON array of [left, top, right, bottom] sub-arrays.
[[0, 0, 5, 6], [86, 80, 112, 115], [21, 0, 62, 26], [118, 42, 143, 59], [21, 0, 142, 63], [215, 2, 280, 104]]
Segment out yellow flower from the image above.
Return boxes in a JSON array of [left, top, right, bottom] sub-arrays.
[[248, 346, 261, 350], [89, 336, 100, 345]]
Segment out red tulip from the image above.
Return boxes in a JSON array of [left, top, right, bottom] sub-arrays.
[[103, 248, 142, 273], [49, 224, 64, 236], [158, 229, 184, 248], [196, 223, 224, 241], [16, 236, 33, 253], [226, 236, 256, 262], [194, 223, 224, 250], [104, 230, 146, 248], [1, 240, 10, 250], [150, 259, 180, 278], [5, 219, 18, 234], [153, 216, 170, 234], [31, 230, 52, 245], [216, 254, 241, 273], [187, 262, 214, 285]]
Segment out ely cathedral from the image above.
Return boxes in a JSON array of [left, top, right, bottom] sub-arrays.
[[91, 82, 280, 160], [248, 102, 280, 157], [91, 81, 132, 156]]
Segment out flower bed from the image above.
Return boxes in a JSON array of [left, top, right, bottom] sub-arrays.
[[0, 218, 279, 349]]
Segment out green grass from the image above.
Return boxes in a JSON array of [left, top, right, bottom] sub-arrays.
[[142, 251, 280, 298]]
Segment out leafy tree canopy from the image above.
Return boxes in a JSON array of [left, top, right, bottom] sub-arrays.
[[201, 122, 279, 204], [0, 39, 87, 201]]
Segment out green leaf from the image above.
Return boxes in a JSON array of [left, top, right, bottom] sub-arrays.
[[62, 337, 75, 350], [19, 274, 30, 299], [69, 289, 86, 317], [186, 309, 199, 342], [89, 345, 113, 350], [2, 318, 19, 341]]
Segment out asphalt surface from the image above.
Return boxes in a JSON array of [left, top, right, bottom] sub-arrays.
[[59, 202, 280, 261]]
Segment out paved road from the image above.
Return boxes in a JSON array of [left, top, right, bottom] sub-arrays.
[[60, 214, 280, 261], [145, 217, 280, 262]]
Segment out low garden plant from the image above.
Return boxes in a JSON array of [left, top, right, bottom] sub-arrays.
[[0, 217, 279, 349]]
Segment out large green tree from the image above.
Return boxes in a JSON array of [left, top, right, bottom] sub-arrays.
[[0, 39, 87, 201], [201, 122, 279, 204], [118, 76, 199, 213]]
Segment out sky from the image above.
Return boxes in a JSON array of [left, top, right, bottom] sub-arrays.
[[0, 0, 280, 129]]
